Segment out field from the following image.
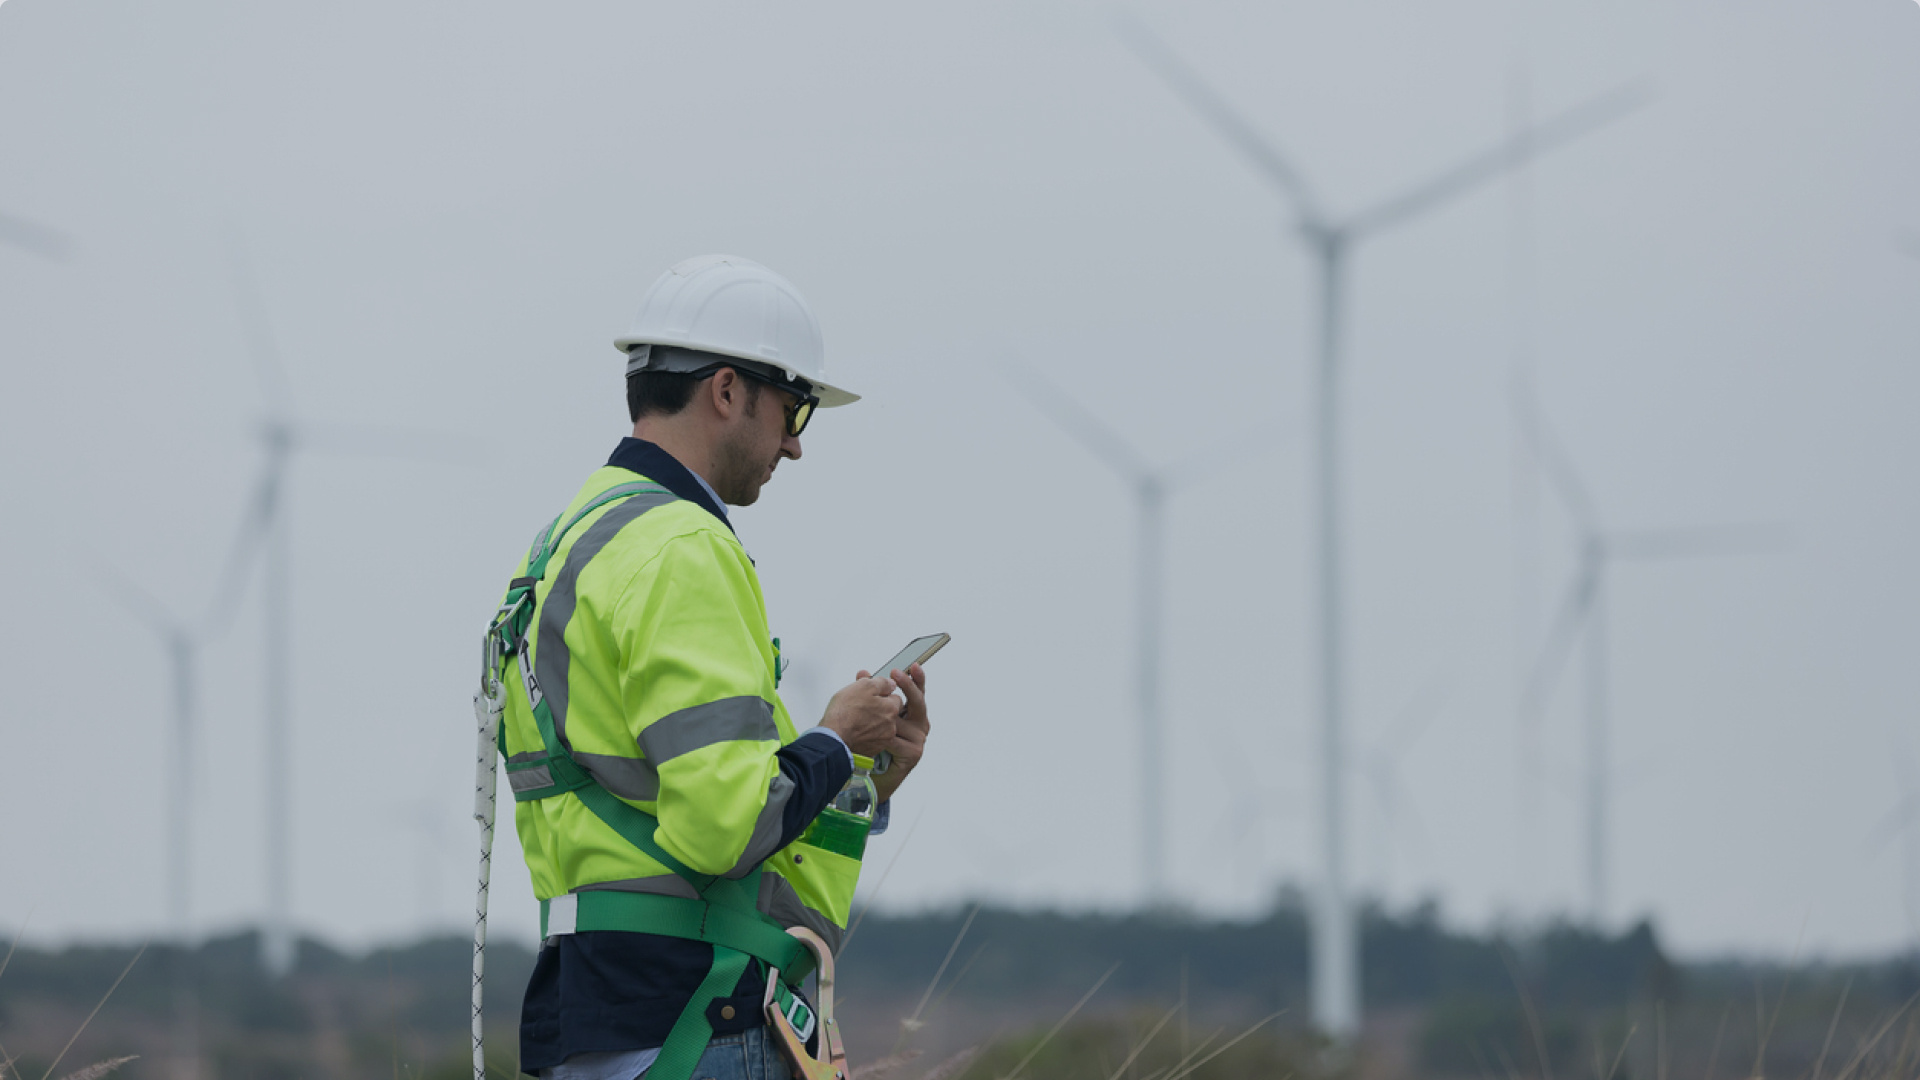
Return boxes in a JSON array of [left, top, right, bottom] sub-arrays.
[[5, 900, 1918, 1079]]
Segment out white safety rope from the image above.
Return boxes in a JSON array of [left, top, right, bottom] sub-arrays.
[[472, 652, 506, 1080]]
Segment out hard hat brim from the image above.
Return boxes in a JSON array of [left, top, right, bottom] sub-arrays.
[[615, 337, 860, 407]]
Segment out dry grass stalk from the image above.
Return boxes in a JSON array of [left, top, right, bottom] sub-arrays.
[[1497, 946, 1555, 1080], [1600, 1023, 1636, 1080], [1103, 1001, 1183, 1080], [1811, 977, 1855, 1080], [916, 941, 989, 1037], [892, 903, 985, 1057], [920, 1047, 980, 1080], [53, 1057, 136, 1080], [900, 905, 981, 1033], [999, 961, 1121, 1080], [1141, 1026, 1220, 1080], [851, 1049, 921, 1079], [1159, 1011, 1282, 1080], [34, 943, 146, 1080], [839, 811, 924, 957], [1705, 999, 1733, 1080], [1827, 989, 1920, 1080]]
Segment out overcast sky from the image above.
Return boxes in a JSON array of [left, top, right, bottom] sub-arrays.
[[2, 0, 1918, 963]]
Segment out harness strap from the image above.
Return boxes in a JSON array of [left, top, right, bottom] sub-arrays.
[[496, 479, 822, 1080], [654, 947, 749, 1078], [539, 890, 813, 983]]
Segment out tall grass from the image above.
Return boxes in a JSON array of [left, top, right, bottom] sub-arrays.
[[0, 926, 142, 1080]]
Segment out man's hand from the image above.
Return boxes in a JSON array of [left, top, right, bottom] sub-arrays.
[[874, 663, 929, 804], [819, 674, 900, 759]]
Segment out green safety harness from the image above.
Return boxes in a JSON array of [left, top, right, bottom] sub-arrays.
[[478, 482, 817, 1080]]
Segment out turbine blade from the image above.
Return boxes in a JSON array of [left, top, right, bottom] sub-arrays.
[[1516, 392, 1599, 531], [1605, 523, 1790, 561], [225, 228, 295, 418], [1521, 572, 1594, 732], [1110, 8, 1325, 225], [0, 210, 74, 261], [995, 360, 1152, 479], [201, 464, 281, 636], [1865, 793, 1920, 853], [293, 421, 489, 467], [1385, 676, 1452, 750], [1348, 81, 1651, 238], [1161, 419, 1287, 492], [87, 555, 185, 637]]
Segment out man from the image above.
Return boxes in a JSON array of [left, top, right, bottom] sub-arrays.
[[494, 254, 932, 1080]]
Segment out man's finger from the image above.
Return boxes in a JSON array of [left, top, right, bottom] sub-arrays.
[[892, 667, 926, 707]]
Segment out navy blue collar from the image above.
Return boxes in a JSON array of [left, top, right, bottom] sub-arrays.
[[607, 438, 733, 534]]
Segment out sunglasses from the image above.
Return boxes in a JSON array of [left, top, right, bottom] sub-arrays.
[[694, 362, 819, 437]]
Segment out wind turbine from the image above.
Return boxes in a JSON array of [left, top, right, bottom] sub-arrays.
[[1520, 401, 1781, 926], [226, 245, 478, 976], [1114, 11, 1645, 1037], [90, 505, 266, 1080], [1357, 678, 1448, 897], [1001, 365, 1186, 909]]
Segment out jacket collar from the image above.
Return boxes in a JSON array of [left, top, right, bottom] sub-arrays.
[[607, 437, 734, 534]]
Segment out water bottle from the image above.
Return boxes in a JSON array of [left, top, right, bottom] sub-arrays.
[[799, 754, 877, 860]]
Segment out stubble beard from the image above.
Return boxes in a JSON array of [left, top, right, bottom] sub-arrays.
[[712, 389, 769, 507]]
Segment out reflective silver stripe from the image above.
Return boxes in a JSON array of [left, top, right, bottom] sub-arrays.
[[533, 489, 680, 751], [507, 765, 555, 792], [575, 874, 700, 900], [573, 751, 660, 801], [505, 751, 546, 765], [726, 773, 795, 879], [637, 696, 780, 765], [546, 893, 578, 935], [759, 873, 844, 954]]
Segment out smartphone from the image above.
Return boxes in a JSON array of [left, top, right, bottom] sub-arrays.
[[869, 633, 947, 775], [873, 633, 949, 680]]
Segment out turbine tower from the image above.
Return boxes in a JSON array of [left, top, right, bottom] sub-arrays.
[[1520, 401, 1780, 924], [1115, 12, 1644, 1037], [97, 573, 204, 1080]]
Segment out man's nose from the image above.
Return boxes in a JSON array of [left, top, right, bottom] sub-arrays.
[[781, 433, 802, 461]]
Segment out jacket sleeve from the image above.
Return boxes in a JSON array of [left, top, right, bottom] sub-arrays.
[[611, 529, 849, 878]]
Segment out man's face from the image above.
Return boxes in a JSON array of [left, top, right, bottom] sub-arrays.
[[712, 379, 804, 506]]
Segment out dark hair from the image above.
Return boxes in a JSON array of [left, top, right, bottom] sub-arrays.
[[627, 368, 762, 424]]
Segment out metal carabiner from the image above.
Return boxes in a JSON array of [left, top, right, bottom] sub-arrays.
[[764, 927, 848, 1080]]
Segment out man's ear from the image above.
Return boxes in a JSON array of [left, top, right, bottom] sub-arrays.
[[706, 367, 743, 420]]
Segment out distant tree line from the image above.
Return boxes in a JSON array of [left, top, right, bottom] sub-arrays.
[[2, 894, 1915, 1078]]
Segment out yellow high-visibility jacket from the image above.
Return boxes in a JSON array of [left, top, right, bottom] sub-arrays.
[[501, 462, 861, 950]]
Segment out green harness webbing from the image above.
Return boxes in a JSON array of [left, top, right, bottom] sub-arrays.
[[488, 482, 813, 1080]]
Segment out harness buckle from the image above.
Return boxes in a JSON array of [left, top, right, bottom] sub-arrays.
[[764, 928, 847, 1080]]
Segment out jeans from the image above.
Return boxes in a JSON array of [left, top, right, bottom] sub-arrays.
[[541, 1022, 787, 1076], [545, 1027, 794, 1080], [670, 1028, 793, 1080]]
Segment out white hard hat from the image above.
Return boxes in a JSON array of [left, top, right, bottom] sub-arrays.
[[614, 254, 859, 408]]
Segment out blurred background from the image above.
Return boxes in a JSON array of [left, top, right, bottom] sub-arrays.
[[2, 1, 1919, 1076]]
